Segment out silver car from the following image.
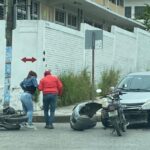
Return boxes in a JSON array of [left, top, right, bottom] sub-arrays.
[[116, 72, 150, 125]]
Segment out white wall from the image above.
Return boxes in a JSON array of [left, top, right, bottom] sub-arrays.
[[3, 20, 150, 109], [11, 20, 44, 108], [44, 22, 85, 74], [135, 28, 150, 71], [0, 21, 6, 107]]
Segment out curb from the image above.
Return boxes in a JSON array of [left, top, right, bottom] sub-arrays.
[[33, 115, 71, 123]]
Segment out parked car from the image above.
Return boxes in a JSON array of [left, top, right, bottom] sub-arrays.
[[70, 102, 102, 131], [114, 71, 150, 126]]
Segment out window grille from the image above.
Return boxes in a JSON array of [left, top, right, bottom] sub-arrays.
[[68, 13, 77, 28], [55, 9, 66, 25], [0, 0, 4, 20], [31, 1, 39, 20], [125, 7, 131, 18], [135, 6, 145, 19], [17, 0, 27, 20]]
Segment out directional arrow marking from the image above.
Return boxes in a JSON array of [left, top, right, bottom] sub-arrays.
[[21, 57, 37, 63]]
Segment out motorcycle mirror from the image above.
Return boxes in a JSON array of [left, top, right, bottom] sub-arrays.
[[96, 89, 102, 93]]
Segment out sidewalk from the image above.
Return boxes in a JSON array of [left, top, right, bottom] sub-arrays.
[[33, 104, 75, 123], [33, 99, 102, 123]]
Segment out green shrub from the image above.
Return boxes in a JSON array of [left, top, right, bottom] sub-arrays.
[[58, 68, 92, 106], [98, 68, 120, 96], [33, 89, 40, 103]]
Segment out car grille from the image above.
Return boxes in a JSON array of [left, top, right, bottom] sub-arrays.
[[122, 103, 144, 110], [123, 109, 148, 124]]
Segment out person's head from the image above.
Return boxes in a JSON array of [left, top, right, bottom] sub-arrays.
[[44, 70, 51, 76], [27, 70, 37, 78]]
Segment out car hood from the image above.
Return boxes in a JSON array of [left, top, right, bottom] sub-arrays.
[[120, 92, 150, 104]]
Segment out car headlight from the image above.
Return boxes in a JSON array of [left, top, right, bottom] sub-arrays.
[[141, 100, 150, 110]]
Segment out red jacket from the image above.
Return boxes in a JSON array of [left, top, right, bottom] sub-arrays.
[[38, 75, 63, 95]]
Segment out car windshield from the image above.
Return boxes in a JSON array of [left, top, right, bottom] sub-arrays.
[[117, 75, 150, 92]]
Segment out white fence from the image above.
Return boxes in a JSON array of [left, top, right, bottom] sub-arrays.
[[1, 20, 150, 108]]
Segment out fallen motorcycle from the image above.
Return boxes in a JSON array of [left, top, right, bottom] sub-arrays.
[[0, 106, 28, 130], [97, 89, 128, 136], [70, 102, 102, 131]]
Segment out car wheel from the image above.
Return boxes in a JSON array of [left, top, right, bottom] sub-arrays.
[[147, 111, 150, 126]]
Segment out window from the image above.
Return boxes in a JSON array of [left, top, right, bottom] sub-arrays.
[[55, 8, 78, 29], [125, 7, 131, 18], [135, 6, 145, 19], [109, 0, 116, 4], [109, 0, 124, 6], [55, 9, 66, 25], [0, 0, 4, 20], [31, 1, 39, 20], [17, 0, 27, 20], [117, 0, 124, 6], [67, 13, 77, 28]]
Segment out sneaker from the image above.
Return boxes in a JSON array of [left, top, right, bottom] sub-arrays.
[[45, 124, 54, 129], [26, 124, 37, 130]]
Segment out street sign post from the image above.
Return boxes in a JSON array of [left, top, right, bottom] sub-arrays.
[[85, 29, 103, 101]]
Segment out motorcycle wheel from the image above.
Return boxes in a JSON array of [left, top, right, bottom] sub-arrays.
[[5, 114, 28, 124], [0, 122, 21, 130], [111, 117, 122, 136], [101, 109, 110, 128]]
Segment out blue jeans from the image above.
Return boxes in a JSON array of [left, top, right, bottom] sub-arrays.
[[43, 94, 57, 125], [20, 92, 33, 125]]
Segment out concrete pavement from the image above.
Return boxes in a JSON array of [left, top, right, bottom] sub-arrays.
[[33, 99, 102, 123], [33, 104, 75, 123]]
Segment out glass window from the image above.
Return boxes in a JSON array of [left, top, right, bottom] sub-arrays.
[[120, 0, 124, 6], [125, 7, 131, 18], [17, 0, 27, 20], [0, 0, 4, 20], [117, 75, 150, 91], [31, 1, 39, 20], [68, 13, 77, 28], [109, 0, 116, 4], [55, 9, 66, 25], [135, 6, 145, 18]]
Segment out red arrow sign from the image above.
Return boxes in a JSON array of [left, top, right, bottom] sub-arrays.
[[21, 57, 37, 63]]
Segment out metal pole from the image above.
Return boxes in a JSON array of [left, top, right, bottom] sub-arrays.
[[4, 0, 15, 107], [91, 31, 95, 101], [6, 0, 13, 46]]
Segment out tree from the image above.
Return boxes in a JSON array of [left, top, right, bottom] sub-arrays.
[[142, 4, 150, 31]]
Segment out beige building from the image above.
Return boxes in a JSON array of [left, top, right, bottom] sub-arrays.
[[92, 0, 124, 16]]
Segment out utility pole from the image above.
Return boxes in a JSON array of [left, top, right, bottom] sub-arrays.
[[6, 0, 14, 46], [4, 0, 16, 107]]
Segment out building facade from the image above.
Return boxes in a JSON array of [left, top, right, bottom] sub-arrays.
[[124, 0, 150, 19], [0, 0, 150, 109], [93, 0, 124, 15]]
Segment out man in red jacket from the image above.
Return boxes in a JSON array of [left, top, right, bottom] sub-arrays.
[[38, 70, 63, 129]]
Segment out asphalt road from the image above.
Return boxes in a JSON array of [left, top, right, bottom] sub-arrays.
[[0, 123, 150, 150]]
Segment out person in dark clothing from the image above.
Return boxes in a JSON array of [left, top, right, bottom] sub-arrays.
[[38, 70, 63, 129], [20, 71, 38, 128]]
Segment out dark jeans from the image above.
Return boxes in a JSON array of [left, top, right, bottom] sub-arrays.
[[43, 93, 57, 125]]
